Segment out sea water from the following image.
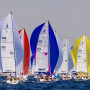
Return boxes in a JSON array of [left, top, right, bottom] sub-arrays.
[[0, 80, 90, 90]]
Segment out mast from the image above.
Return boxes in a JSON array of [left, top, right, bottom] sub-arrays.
[[85, 34, 88, 75], [67, 37, 69, 75], [29, 35, 31, 74], [47, 22, 50, 74], [21, 28, 24, 75], [83, 34, 87, 75], [23, 28, 24, 75], [54, 30, 57, 74], [11, 12, 17, 77]]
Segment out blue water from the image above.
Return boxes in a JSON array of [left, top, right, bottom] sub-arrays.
[[0, 80, 90, 90]]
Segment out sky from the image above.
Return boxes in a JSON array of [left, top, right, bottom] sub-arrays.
[[0, 0, 90, 45]]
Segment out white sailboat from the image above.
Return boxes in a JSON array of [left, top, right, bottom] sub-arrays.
[[18, 28, 30, 81], [30, 21, 59, 81], [72, 35, 90, 80], [0, 13, 24, 84], [58, 38, 76, 80]]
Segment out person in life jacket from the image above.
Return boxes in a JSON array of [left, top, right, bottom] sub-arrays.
[[7, 74, 12, 80], [40, 73, 44, 79]]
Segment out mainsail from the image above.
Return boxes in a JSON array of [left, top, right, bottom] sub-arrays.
[[35, 22, 49, 72], [72, 35, 90, 75], [59, 39, 68, 73], [30, 21, 59, 75], [0, 13, 24, 75], [1, 14, 15, 73], [18, 28, 30, 75], [77, 35, 87, 73], [59, 38, 75, 74]]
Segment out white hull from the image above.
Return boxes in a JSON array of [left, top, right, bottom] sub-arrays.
[[6, 80, 19, 84], [82, 77, 89, 81], [62, 77, 71, 80]]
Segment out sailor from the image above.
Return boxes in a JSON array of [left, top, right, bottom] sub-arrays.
[[14, 77, 19, 83], [7, 74, 12, 80], [45, 74, 50, 81], [17, 73, 23, 80], [40, 73, 44, 79], [57, 74, 60, 79], [10, 78, 13, 83], [23, 75, 27, 80], [52, 73, 55, 79]]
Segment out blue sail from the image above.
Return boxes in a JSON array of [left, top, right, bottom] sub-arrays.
[[49, 22, 59, 75], [0, 17, 7, 72], [30, 23, 45, 66], [12, 16, 24, 75]]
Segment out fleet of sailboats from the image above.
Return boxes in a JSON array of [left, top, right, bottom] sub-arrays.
[[0, 13, 90, 83]]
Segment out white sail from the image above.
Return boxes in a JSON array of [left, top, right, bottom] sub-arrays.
[[59, 39, 68, 73], [32, 60, 36, 74], [35, 22, 49, 72], [77, 35, 87, 73], [1, 14, 15, 72], [19, 30, 24, 49], [55, 32, 63, 75], [18, 29, 24, 73]]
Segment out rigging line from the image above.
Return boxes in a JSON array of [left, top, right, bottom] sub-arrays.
[[2, 56, 15, 58], [1, 42, 14, 43], [3, 28, 13, 29]]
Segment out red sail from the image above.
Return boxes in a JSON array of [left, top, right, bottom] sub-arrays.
[[18, 29, 30, 75]]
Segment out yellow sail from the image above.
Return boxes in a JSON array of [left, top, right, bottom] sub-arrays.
[[71, 36, 83, 68], [72, 35, 90, 76], [86, 35, 90, 74]]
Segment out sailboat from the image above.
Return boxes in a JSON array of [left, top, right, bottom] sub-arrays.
[[58, 38, 76, 80], [72, 34, 90, 80], [18, 28, 30, 75], [0, 13, 24, 83], [18, 28, 30, 80], [30, 21, 59, 81]]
